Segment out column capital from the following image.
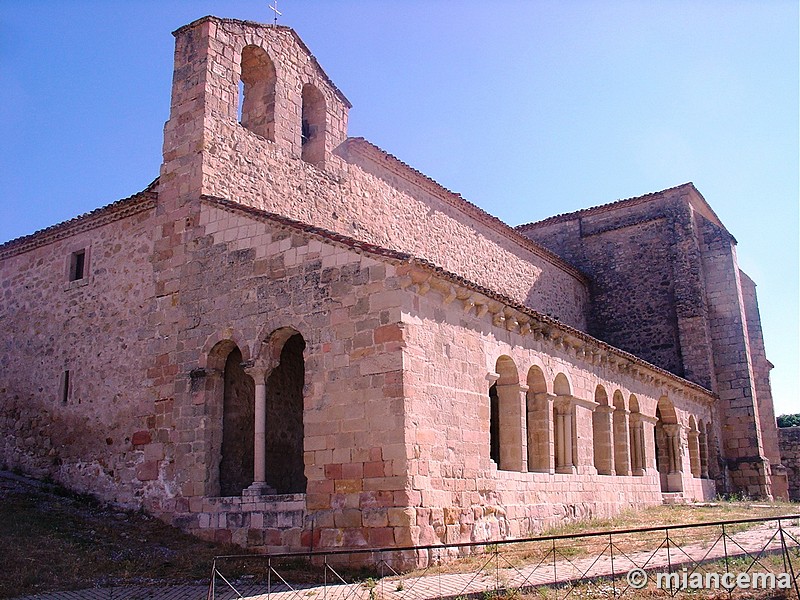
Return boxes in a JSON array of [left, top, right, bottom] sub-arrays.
[[243, 362, 269, 381]]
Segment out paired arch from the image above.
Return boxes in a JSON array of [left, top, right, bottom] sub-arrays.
[[235, 46, 329, 165], [612, 391, 630, 476], [655, 396, 682, 492], [206, 327, 307, 497], [489, 356, 524, 471]]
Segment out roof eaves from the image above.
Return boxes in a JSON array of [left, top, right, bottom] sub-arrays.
[[201, 193, 714, 401], [0, 180, 159, 259], [515, 182, 696, 231]]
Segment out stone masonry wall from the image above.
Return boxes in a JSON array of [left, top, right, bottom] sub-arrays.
[[698, 217, 770, 497], [398, 269, 718, 552], [0, 199, 157, 506], [519, 187, 778, 498], [518, 187, 716, 389], [169, 17, 590, 330], [778, 427, 800, 501], [158, 201, 412, 551]]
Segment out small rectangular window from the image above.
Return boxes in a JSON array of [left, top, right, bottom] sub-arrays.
[[70, 249, 86, 281], [61, 370, 71, 405]]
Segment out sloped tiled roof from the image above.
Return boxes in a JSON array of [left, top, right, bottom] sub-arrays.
[[516, 182, 727, 233], [340, 137, 590, 284]]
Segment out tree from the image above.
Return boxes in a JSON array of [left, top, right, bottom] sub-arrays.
[[776, 413, 800, 428]]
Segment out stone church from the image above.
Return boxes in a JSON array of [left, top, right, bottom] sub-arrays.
[[0, 16, 788, 554]]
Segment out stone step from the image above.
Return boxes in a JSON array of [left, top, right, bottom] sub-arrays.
[[661, 492, 688, 505]]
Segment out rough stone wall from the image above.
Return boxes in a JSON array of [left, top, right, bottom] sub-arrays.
[[171, 17, 590, 330], [778, 427, 800, 501], [0, 201, 157, 506]]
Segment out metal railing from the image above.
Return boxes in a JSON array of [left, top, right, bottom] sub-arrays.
[[208, 514, 800, 599]]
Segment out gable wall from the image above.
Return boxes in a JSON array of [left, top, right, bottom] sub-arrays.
[[164, 18, 590, 330]]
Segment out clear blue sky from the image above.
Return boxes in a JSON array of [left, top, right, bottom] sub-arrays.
[[1, 1, 797, 415]]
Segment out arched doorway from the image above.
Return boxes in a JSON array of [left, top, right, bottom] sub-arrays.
[[489, 356, 523, 471]]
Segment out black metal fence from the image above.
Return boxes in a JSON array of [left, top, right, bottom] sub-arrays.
[[208, 514, 800, 599]]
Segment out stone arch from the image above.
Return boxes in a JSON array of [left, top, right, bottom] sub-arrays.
[[552, 372, 576, 474], [526, 365, 550, 473], [301, 83, 326, 165], [592, 385, 613, 475], [629, 395, 646, 475], [200, 331, 251, 370], [239, 45, 277, 141], [613, 390, 630, 476], [212, 340, 255, 497], [553, 372, 571, 396], [262, 327, 307, 494], [655, 396, 682, 492], [489, 356, 524, 471], [688, 416, 701, 478]]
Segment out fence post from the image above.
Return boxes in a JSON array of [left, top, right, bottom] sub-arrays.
[[207, 558, 216, 600], [609, 532, 616, 598], [495, 543, 500, 594], [721, 523, 730, 574], [777, 519, 800, 598]]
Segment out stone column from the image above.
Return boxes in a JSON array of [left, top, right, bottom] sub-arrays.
[[497, 382, 528, 472], [527, 392, 555, 473], [662, 424, 678, 473], [243, 366, 275, 496], [613, 408, 631, 476], [629, 415, 644, 476], [699, 429, 709, 479]]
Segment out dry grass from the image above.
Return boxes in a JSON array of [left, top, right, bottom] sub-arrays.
[[2, 469, 797, 599], [0, 472, 250, 598]]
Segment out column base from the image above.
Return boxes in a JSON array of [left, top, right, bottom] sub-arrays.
[[243, 482, 276, 497]]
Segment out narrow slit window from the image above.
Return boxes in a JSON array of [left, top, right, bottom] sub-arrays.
[[61, 370, 71, 405], [70, 249, 86, 281]]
